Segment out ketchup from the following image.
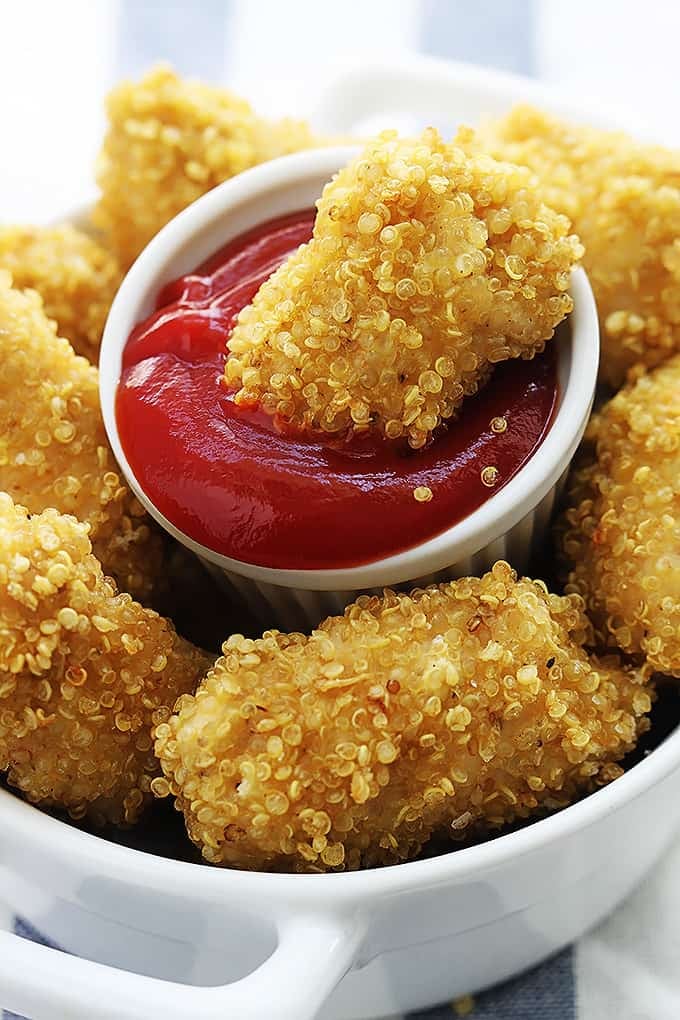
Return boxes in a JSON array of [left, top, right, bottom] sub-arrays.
[[116, 210, 558, 570]]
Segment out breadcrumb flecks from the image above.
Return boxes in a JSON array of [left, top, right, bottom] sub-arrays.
[[226, 129, 582, 449], [0, 224, 122, 363], [557, 352, 680, 675], [93, 64, 323, 268], [155, 561, 650, 872], [477, 104, 680, 387], [0, 495, 211, 825], [0, 271, 162, 603]]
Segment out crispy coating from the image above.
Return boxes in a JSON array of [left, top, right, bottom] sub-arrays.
[[226, 129, 582, 449], [0, 224, 122, 363], [0, 271, 162, 603], [477, 105, 680, 387], [154, 562, 650, 872], [0, 495, 211, 825], [93, 64, 320, 268], [558, 353, 680, 674]]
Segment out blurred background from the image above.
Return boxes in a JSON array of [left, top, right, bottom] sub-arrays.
[[1, 0, 677, 220]]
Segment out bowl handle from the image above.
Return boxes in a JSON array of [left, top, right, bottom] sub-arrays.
[[0, 912, 363, 1020]]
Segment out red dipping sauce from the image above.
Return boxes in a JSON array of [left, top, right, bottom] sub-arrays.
[[117, 210, 559, 570]]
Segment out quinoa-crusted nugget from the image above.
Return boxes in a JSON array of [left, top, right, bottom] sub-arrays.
[[0, 495, 211, 825], [154, 562, 650, 872], [0, 272, 162, 603], [477, 105, 680, 387], [93, 64, 319, 268], [226, 129, 582, 449], [0, 224, 122, 362], [558, 353, 680, 674]]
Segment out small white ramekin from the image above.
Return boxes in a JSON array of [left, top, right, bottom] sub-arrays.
[[100, 147, 599, 630]]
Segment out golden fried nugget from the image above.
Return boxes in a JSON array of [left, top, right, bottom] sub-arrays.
[[154, 562, 650, 872], [558, 353, 680, 674], [0, 272, 162, 603], [477, 105, 680, 387], [93, 64, 319, 267], [226, 129, 582, 449], [0, 495, 211, 825], [0, 224, 122, 362]]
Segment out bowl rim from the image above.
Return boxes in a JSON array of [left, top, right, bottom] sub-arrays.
[[309, 53, 654, 140], [99, 145, 599, 591], [2, 708, 679, 903]]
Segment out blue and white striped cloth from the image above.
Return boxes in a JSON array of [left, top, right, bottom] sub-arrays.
[[6, 837, 680, 1020], [2, 1, 680, 1016]]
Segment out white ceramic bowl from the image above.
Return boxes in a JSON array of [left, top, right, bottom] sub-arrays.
[[0, 714, 679, 1020], [1, 57, 674, 1020], [100, 149, 598, 631]]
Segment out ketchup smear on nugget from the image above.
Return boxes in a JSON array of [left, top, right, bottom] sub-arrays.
[[117, 210, 558, 570]]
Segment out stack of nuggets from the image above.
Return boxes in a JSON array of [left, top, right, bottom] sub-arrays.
[[0, 69, 670, 874]]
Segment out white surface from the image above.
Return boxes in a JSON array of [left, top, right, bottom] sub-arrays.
[[0, 0, 116, 221], [227, 0, 422, 117], [578, 837, 680, 1020], [3, 0, 680, 222], [537, 0, 680, 144]]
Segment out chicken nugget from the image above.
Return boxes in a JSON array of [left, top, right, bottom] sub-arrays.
[[154, 561, 650, 872], [0, 494, 211, 825], [0, 224, 122, 362], [226, 129, 582, 449], [0, 271, 162, 603], [558, 353, 680, 674], [477, 105, 680, 387], [93, 64, 320, 268]]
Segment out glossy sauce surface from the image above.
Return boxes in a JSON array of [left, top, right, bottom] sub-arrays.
[[117, 210, 559, 569]]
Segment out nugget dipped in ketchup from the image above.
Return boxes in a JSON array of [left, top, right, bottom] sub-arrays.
[[226, 129, 583, 449], [118, 129, 585, 571]]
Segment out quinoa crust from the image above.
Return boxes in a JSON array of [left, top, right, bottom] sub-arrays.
[[0, 224, 122, 363], [0, 495, 211, 825], [93, 64, 320, 267], [0, 272, 163, 603], [478, 104, 680, 387], [155, 562, 650, 872], [226, 129, 582, 449], [558, 353, 680, 674]]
